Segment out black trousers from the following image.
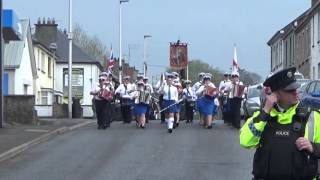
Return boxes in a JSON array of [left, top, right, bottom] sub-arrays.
[[95, 99, 111, 127], [121, 105, 132, 123], [229, 97, 242, 129], [159, 94, 165, 123], [185, 100, 194, 121]]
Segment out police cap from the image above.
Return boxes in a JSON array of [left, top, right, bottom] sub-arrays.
[[263, 67, 300, 92]]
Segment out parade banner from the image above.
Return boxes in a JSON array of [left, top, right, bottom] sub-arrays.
[[170, 42, 188, 70]]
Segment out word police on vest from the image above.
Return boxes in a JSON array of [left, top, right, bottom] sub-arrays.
[[275, 130, 290, 137]]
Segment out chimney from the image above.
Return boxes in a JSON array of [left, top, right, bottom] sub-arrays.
[[34, 17, 58, 48], [312, 0, 319, 6]]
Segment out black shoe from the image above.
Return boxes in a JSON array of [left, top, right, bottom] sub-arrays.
[[176, 123, 179, 127], [207, 125, 212, 129], [168, 129, 173, 133], [140, 125, 145, 129]]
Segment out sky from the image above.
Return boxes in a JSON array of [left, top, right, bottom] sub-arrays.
[[4, 0, 310, 80]]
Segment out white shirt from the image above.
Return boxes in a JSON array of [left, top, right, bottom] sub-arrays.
[[183, 87, 196, 101], [91, 83, 114, 100], [192, 81, 202, 94], [156, 81, 167, 93], [219, 79, 231, 91], [115, 83, 134, 99], [160, 84, 178, 101], [144, 83, 154, 94]]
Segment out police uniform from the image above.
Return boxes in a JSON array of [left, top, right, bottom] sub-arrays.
[[240, 67, 320, 180], [115, 76, 134, 123], [183, 80, 196, 123]]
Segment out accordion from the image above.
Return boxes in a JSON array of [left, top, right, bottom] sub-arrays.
[[205, 86, 218, 97], [138, 90, 151, 104], [98, 85, 114, 101], [229, 84, 246, 98]]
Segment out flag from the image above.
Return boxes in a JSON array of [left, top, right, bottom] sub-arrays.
[[232, 46, 239, 73], [107, 46, 115, 73]]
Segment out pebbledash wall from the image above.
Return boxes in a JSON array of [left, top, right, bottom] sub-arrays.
[[55, 63, 100, 118]]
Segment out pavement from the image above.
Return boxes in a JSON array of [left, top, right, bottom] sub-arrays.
[[0, 120, 254, 180], [0, 118, 95, 162]]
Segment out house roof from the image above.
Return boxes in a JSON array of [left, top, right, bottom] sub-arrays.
[[267, 9, 310, 46], [55, 30, 103, 70], [4, 19, 29, 68]]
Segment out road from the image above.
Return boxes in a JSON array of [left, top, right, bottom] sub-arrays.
[[0, 120, 254, 180]]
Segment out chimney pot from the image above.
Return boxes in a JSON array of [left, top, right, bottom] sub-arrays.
[[42, 17, 46, 24], [37, 17, 41, 24], [47, 18, 51, 24]]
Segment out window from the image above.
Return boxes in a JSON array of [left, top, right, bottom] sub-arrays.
[[314, 82, 320, 94], [318, 13, 320, 42], [37, 49, 41, 70], [41, 91, 48, 105], [307, 82, 316, 95], [41, 52, 46, 73], [24, 85, 28, 95], [48, 57, 52, 77]]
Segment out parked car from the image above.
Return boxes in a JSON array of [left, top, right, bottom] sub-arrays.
[[300, 80, 320, 109], [243, 84, 263, 120]]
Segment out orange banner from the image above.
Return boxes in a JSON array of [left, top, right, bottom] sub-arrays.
[[170, 42, 188, 70]]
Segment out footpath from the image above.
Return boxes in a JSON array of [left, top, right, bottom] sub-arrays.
[[0, 118, 95, 162]]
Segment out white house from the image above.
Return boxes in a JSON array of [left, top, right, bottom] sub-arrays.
[[34, 18, 103, 118], [3, 19, 37, 96]]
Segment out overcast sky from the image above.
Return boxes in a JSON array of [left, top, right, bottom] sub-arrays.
[[4, 0, 310, 80]]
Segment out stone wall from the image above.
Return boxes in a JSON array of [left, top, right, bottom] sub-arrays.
[[4, 95, 38, 125]]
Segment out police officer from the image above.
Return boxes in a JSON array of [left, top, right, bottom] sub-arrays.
[[240, 67, 320, 180]]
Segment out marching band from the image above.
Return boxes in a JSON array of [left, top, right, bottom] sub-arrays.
[[91, 71, 246, 132]]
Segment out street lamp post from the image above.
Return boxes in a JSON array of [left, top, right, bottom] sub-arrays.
[[143, 35, 151, 77], [0, 0, 3, 128], [68, 0, 73, 119], [49, 43, 57, 107], [119, 0, 129, 84]]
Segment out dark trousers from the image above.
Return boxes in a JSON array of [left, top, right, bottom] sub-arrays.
[[121, 105, 132, 123], [159, 94, 165, 123], [185, 100, 194, 122], [95, 99, 111, 127], [229, 97, 242, 129]]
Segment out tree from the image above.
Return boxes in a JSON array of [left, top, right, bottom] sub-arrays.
[[167, 59, 262, 86], [73, 24, 108, 69]]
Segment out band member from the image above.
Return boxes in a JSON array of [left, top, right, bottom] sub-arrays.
[[192, 72, 205, 123], [90, 75, 114, 129], [196, 73, 218, 129], [173, 79, 183, 128], [218, 72, 232, 124], [143, 76, 153, 123], [115, 76, 134, 124], [226, 71, 244, 129], [183, 80, 196, 123], [155, 73, 167, 124], [159, 73, 178, 133], [172, 72, 180, 82], [132, 81, 151, 128]]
